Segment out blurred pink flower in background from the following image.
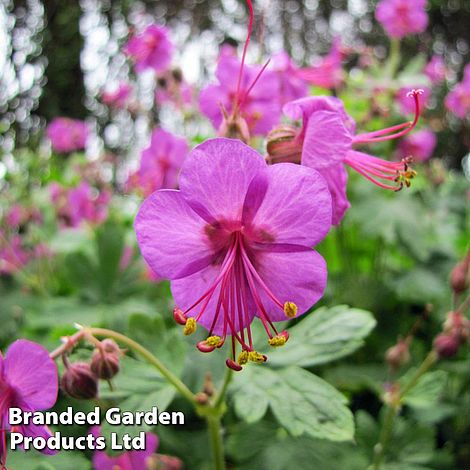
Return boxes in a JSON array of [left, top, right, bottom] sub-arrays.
[[124, 24, 173, 73], [0, 233, 29, 274], [50, 182, 110, 228], [270, 51, 308, 104], [46, 118, 89, 153], [199, 53, 281, 137], [102, 82, 132, 109], [127, 128, 188, 197], [445, 65, 470, 119], [376, 0, 428, 38], [297, 38, 345, 89], [397, 86, 430, 115], [424, 56, 447, 84], [397, 128, 437, 161]]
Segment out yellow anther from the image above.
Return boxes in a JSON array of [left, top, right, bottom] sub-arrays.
[[248, 351, 267, 363], [237, 350, 249, 365], [183, 318, 197, 336], [206, 336, 222, 347], [268, 335, 287, 347], [284, 301, 298, 318]]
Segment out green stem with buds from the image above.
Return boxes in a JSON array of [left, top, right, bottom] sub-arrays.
[[86, 327, 196, 405], [368, 351, 438, 470], [69, 327, 230, 469]]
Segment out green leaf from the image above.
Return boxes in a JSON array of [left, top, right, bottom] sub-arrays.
[[401, 370, 447, 409], [231, 366, 354, 441], [268, 305, 376, 367]]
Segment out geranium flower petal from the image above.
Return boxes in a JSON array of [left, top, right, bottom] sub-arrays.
[[135, 190, 214, 280], [179, 138, 266, 222], [255, 249, 327, 322], [4, 340, 58, 410], [250, 163, 332, 247], [319, 164, 350, 225], [302, 110, 352, 169]]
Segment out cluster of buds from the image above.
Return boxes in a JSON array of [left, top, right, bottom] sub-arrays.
[[433, 311, 470, 359], [60, 338, 124, 400]]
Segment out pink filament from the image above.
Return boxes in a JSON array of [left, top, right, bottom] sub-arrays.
[[180, 231, 285, 357], [354, 89, 423, 144]]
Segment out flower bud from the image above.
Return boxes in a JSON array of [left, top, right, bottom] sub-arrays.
[[450, 261, 469, 295], [433, 333, 460, 359], [61, 362, 98, 399], [90, 349, 120, 380], [266, 126, 301, 164], [385, 338, 411, 370]]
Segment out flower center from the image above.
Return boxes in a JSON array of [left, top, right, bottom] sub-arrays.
[[174, 229, 293, 371]]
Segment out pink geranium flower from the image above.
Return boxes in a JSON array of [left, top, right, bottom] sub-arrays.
[[124, 24, 173, 74], [397, 128, 437, 161], [445, 66, 470, 119], [199, 1, 281, 141], [50, 182, 110, 228], [297, 37, 345, 89], [135, 138, 331, 370], [0, 340, 58, 467], [46, 118, 89, 153], [268, 91, 422, 224], [0, 234, 29, 274], [424, 56, 447, 85], [199, 53, 281, 138], [376, 0, 428, 39], [127, 129, 188, 197]]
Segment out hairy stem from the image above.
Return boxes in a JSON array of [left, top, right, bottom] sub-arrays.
[[207, 414, 226, 470]]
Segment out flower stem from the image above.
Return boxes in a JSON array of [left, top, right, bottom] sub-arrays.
[[85, 327, 197, 405], [368, 350, 438, 470], [207, 414, 226, 470], [370, 402, 398, 470], [213, 367, 233, 411], [386, 39, 401, 79]]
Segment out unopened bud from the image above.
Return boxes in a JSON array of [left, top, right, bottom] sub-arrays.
[[195, 392, 209, 405], [61, 361, 98, 400], [450, 261, 469, 295], [433, 333, 460, 359], [385, 338, 410, 370], [266, 126, 301, 164], [203, 372, 214, 397], [90, 349, 120, 380]]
